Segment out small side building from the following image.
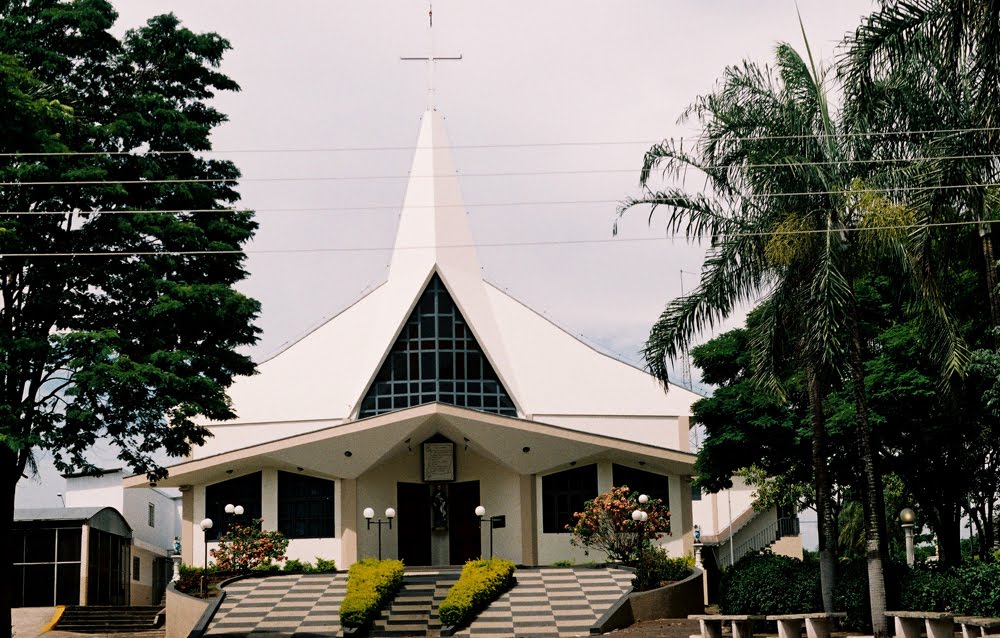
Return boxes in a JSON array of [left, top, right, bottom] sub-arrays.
[[12, 507, 132, 607], [64, 468, 180, 606]]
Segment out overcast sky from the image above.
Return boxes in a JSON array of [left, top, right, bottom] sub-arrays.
[[17, 1, 873, 535]]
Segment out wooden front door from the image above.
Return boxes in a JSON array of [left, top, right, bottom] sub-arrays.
[[448, 481, 481, 564], [397, 482, 432, 566]]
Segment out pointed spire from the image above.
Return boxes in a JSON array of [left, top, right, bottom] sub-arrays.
[[388, 110, 482, 282]]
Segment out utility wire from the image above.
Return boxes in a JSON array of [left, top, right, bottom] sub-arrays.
[[1, 125, 999, 158], [3, 181, 999, 216], [3, 153, 997, 187], [0, 218, 996, 259]]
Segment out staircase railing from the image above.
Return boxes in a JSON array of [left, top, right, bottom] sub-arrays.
[[715, 516, 800, 569]]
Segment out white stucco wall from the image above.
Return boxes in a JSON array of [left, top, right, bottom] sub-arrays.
[[193, 419, 346, 459], [531, 415, 682, 450], [692, 477, 757, 538]]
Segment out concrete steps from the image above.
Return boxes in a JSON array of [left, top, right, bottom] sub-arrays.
[[370, 570, 461, 637], [56, 605, 164, 633]]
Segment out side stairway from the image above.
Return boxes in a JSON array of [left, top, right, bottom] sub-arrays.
[[370, 569, 461, 637], [56, 606, 164, 633]]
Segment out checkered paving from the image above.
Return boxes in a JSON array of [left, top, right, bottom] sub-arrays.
[[454, 567, 634, 638], [203, 567, 632, 638], [206, 572, 348, 637]]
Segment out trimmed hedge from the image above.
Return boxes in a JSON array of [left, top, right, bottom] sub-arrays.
[[438, 559, 517, 628], [721, 552, 1000, 632], [720, 553, 822, 615], [338, 559, 405, 629], [633, 547, 693, 591]]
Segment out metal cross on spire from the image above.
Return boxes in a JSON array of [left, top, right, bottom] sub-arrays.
[[401, 2, 462, 111]]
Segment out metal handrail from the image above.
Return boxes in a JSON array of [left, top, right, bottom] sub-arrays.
[[715, 516, 800, 569]]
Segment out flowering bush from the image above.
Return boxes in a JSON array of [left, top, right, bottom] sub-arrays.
[[210, 518, 289, 573], [567, 485, 670, 564]]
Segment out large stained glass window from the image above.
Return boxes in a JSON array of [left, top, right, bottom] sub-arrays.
[[359, 274, 517, 418]]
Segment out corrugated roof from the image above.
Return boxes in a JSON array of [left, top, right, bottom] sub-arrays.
[[14, 507, 104, 522]]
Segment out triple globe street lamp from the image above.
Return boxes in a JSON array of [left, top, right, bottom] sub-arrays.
[[631, 494, 650, 562]]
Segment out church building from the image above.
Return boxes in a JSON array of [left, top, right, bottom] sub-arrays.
[[127, 109, 703, 569]]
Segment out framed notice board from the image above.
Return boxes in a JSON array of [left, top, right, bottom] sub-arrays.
[[422, 440, 455, 482]]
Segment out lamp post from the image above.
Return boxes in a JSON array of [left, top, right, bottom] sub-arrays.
[[476, 505, 493, 558], [364, 507, 395, 560], [224, 503, 245, 537], [630, 494, 649, 564], [900, 507, 916, 567], [199, 518, 213, 596]]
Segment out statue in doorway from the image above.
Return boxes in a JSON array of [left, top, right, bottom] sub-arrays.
[[431, 484, 448, 530]]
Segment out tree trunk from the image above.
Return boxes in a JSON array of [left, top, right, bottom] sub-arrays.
[[848, 319, 889, 638], [808, 367, 836, 613], [1, 458, 16, 638], [932, 502, 962, 568], [979, 223, 1000, 335]]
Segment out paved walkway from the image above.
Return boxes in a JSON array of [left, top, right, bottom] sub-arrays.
[[205, 566, 632, 638], [207, 573, 349, 636], [456, 567, 634, 638]]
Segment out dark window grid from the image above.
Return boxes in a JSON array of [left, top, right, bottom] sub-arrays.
[[541, 465, 599, 534], [277, 472, 335, 540], [205, 473, 263, 541], [16, 528, 82, 566], [360, 275, 516, 417]]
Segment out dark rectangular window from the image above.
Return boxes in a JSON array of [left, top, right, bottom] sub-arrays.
[[57, 528, 82, 562], [542, 465, 598, 533], [205, 472, 263, 540], [278, 472, 335, 539], [132, 556, 140, 581], [25, 528, 56, 563], [148, 503, 155, 527], [691, 483, 702, 501], [612, 464, 670, 506]]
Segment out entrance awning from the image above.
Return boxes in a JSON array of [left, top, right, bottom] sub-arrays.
[[124, 402, 695, 488]]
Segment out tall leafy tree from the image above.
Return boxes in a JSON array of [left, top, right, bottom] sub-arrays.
[[844, 2, 1000, 560], [618, 38, 961, 633], [0, 1, 258, 630]]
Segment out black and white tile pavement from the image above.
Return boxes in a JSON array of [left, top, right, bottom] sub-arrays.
[[454, 567, 634, 638], [206, 573, 348, 637], [204, 566, 632, 638]]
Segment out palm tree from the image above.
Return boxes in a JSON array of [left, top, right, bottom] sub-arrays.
[[843, 0, 1000, 332], [619, 39, 963, 636]]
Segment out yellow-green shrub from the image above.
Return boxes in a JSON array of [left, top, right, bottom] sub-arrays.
[[338, 558, 405, 628], [438, 559, 516, 628]]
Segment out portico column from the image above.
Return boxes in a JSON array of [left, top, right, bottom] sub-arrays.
[[519, 474, 537, 566], [341, 478, 358, 566], [79, 524, 90, 605], [180, 486, 194, 565]]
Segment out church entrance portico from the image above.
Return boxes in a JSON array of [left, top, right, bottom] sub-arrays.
[[396, 481, 481, 566]]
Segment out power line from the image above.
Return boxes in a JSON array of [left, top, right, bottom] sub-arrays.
[[4, 153, 997, 188], [1, 125, 999, 159], [0, 218, 995, 259], [4, 152, 1000, 189], [3, 180, 999, 216]]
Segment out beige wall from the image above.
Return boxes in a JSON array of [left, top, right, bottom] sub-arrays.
[[130, 546, 156, 606], [165, 585, 212, 638]]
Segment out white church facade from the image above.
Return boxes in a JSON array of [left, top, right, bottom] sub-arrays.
[[126, 110, 705, 569]]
